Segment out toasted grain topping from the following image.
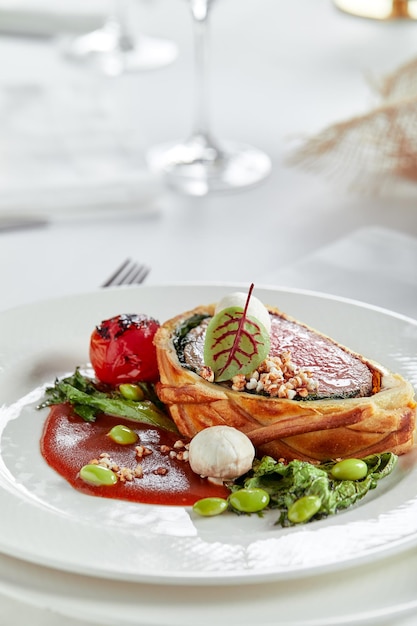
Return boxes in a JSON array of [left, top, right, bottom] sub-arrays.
[[135, 445, 152, 458], [231, 352, 318, 399], [118, 467, 134, 482], [200, 365, 215, 382], [84, 437, 190, 492], [153, 467, 168, 475], [88, 453, 138, 483], [163, 439, 190, 462], [89, 453, 120, 472], [176, 450, 189, 461]]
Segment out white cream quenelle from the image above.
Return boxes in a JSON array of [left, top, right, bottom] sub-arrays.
[[215, 292, 271, 333], [188, 425, 255, 480]]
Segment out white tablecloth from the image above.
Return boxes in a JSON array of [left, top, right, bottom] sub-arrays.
[[0, 1, 417, 624]]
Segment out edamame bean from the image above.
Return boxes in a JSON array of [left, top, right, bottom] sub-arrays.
[[107, 424, 139, 445], [119, 383, 145, 401], [193, 497, 228, 517], [228, 488, 270, 513], [79, 464, 118, 486], [287, 495, 322, 524], [331, 458, 368, 481]]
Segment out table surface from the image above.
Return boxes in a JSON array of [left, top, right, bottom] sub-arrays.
[[0, 1, 417, 624]]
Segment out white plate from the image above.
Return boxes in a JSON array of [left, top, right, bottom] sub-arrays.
[[0, 284, 417, 586], [2, 544, 417, 626]]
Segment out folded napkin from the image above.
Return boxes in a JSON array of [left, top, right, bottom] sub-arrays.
[[0, 80, 162, 220], [0, 0, 104, 36], [0, 178, 162, 224], [0, 129, 162, 220], [262, 226, 417, 320]]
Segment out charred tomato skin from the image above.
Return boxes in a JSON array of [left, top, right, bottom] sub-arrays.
[[89, 314, 160, 385]]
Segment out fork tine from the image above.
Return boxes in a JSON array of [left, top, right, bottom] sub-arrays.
[[123, 264, 148, 285], [119, 264, 139, 285], [101, 258, 132, 287], [101, 259, 150, 287], [129, 265, 150, 284]]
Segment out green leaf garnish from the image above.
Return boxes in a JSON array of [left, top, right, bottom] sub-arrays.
[[38, 368, 179, 433], [231, 452, 397, 526], [204, 285, 270, 382]]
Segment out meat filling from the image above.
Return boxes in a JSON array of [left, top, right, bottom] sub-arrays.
[[180, 315, 374, 400]]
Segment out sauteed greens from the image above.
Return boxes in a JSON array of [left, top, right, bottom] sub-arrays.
[[229, 452, 397, 526], [38, 368, 178, 433], [39, 369, 397, 526]]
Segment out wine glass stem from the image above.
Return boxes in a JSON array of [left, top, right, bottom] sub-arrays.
[[391, 0, 409, 17], [190, 0, 214, 144], [106, 0, 134, 51]]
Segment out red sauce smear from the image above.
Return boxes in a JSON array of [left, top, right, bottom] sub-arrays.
[[40, 404, 229, 506]]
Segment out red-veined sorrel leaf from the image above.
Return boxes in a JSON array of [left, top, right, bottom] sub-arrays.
[[204, 286, 270, 382]]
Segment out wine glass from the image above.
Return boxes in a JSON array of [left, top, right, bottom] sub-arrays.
[[333, 0, 416, 19], [146, 0, 271, 196], [61, 0, 178, 76]]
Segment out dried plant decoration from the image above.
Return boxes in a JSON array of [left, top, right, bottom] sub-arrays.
[[289, 57, 417, 192], [377, 56, 417, 100]]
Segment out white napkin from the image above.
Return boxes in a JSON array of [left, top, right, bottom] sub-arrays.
[[262, 226, 417, 320], [0, 0, 105, 36], [0, 127, 162, 220], [0, 79, 162, 221]]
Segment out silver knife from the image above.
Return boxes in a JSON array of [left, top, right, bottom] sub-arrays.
[[0, 217, 49, 232]]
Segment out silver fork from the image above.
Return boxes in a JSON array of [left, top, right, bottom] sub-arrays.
[[101, 258, 150, 287]]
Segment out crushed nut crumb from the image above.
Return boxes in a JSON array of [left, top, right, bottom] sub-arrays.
[[117, 467, 134, 482], [89, 453, 119, 472], [199, 365, 214, 382], [230, 352, 318, 400], [176, 450, 189, 461], [135, 445, 152, 458], [153, 467, 168, 475]]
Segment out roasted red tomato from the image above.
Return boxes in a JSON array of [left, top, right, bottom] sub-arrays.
[[89, 314, 160, 385]]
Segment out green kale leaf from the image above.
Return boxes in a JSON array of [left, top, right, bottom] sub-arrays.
[[232, 452, 397, 526], [38, 368, 179, 433]]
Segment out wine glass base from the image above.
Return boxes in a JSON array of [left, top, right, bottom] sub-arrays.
[[333, 0, 417, 19], [147, 140, 272, 196], [60, 32, 178, 75]]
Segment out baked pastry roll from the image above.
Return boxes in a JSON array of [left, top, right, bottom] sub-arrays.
[[154, 303, 416, 462]]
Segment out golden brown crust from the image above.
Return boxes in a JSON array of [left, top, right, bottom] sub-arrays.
[[154, 304, 416, 462]]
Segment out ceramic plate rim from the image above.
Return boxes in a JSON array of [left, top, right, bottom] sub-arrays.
[[0, 282, 416, 586]]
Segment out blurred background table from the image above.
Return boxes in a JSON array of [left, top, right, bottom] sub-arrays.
[[0, 1, 417, 624], [0, 0, 416, 317]]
